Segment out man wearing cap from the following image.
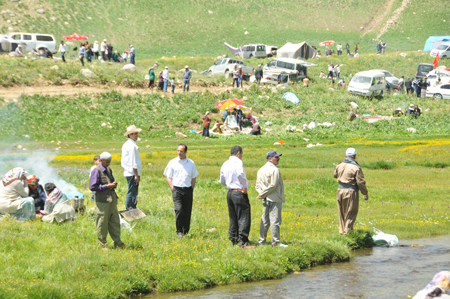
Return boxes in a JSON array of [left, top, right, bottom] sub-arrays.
[[129, 45, 135, 65], [405, 104, 415, 116], [223, 107, 229, 120], [220, 145, 250, 247], [163, 66, 170, 92], [89, 152, 124, 249], [164, 144, 198, 237], [255, 64, 263, 85], [256, 151, 288, 247], [202, 111, 211, 138], [183, 65, 192, 92], [101, 39, 107, 61], [27, 175, 46, 213], [121, 125, 142, 210], [15, 45, 23, 57], [333, 148, 368, 235], [393, 107, 403, 117]]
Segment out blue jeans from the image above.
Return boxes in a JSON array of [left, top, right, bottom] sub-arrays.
[[61, 52, 66, 63], [413, 86, 418, 97], [126, 176, 140, 210], [130, 53, 135, 65], [163, 79, 168, 92], [238, 77, 243, 88], [183, 79, 190, 92]]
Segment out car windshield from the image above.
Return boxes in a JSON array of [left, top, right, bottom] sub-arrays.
[[351, 75, 372, 86], [436, 45, 449, 50], [419, 65, 434, 72]]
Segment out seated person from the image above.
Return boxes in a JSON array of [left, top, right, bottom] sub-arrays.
[[224, 112, 239, 130], [15, 45, 23, 57], [38, 183, 75, 223], [0, 167, 35, 221], [211, 119, 223, 134], [250, 121, 261, 135], [319, 70, 326, 78], [414, 105, 422, 117], [27, 175, 46, 212], [393, 107, 403, 117], [317, 50, 322, 57], [405, 104, 415, 116], [412, 271, 450, 299], [347, 109, 357, 121], [112, 50, 120, 62], [31, 48, 40, 57], [43, 47, 53, 58]]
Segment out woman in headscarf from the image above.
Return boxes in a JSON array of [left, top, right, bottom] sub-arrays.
[[413, 271, 450, 299], [148, 66, 155, 89], [39, 183, 75, 223], [0, 167, 36, 220]]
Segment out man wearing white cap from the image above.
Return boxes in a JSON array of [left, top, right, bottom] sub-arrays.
[[89, 152, 124, 249], [121, 125, 142, 210], [405, 104, 415, 116], [163, 66, 169, 92], [333, 148, 368, 235], [183, 65, 192, 92], [129, 44, 135, 65]]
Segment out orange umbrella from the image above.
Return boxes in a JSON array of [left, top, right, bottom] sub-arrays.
[[63, 33, 88, 41], [215, 99, 244, 110]]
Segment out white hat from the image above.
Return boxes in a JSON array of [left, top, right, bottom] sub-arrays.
[[225, 107, 229, 110], [100, 152, 112, 160], [345, 148, 357, 156], [258, 64, 261, 67], [205, 111, 210, 115], [94, 41, 98, 44], [165, 66, 168, 69], [124, 125, 142, 136], [238, 66, 242, 69], [410, 104, 414, 107], [185, 65, 189, 68], [103, 39, 107, 42], [398, 107, 402, 110], [130, 45, 133, 47]]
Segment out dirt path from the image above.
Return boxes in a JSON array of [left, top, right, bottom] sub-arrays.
[[360, 0, 396, 37], [375, 0, 409, 39]]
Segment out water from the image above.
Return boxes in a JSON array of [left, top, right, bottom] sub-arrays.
[[148, 235, 450, 299]]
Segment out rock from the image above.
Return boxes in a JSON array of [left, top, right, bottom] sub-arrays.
[[36, 9, 44, 14], [406, 127, 417, 133], [20, 63, 26, 67], [122, 64, 136, 72], [7, 20, 11, 23], [80, 68, 96, 78], [208, 10, 213, 14], [244, 31, 249, 35], [64, 21, 69, 25], [87, 16, 92, 20], [206, 228, 217, 233], [49, 17, 56, 21], [350, 102, 359, 109], [17, 145, 22, 149], [175, 132, 187, 138], [146, 145, 151, 148], [7, 27, 13, 31], [118, 18, 123, 21], [400, 52, 407, 58], [50, 65, 59, 70]]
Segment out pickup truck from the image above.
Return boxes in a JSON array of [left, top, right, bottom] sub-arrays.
[[207, 58, 254, 80]]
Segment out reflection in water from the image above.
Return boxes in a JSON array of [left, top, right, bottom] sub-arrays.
[[149, 235, 450, 299]]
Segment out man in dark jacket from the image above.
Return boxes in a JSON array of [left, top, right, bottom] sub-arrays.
[[106, 43, 113, 62], [405, 77, 413, 94], [255, 65, 263, 85]]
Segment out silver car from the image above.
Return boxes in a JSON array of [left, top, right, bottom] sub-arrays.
[[207, 58, 254, 79], [372, 69, 399, 89]]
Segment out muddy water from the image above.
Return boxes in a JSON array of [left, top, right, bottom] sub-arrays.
[[149, 235, 450, 299]]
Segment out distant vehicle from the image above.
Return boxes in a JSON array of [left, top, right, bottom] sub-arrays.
[[266, 45, 278, 57], [263, 58, 317, 81], [249, 69, 298, 85], [426, 72, 450, 86], [348, 70, 386, 97], [239, 44, 266, 59], [207, 58, 254, 79], [3, 32, 57, 53], [417, 63, 434, 78], [430, 43, 450, 58], [372, 69, 399, 89], [425, 83, 450, 99]]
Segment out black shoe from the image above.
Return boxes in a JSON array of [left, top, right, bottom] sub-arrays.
[[238, 240, 248, 247]]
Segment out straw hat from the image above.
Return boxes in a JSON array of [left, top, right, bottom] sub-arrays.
[[185, 65, 189, 69], [103, 39, 107, 42], [124, 125, 142, 136], [94, 41, 98, 44]]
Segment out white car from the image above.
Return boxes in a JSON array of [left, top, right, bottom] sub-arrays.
[[207, 58, 254, 79], [426, 73, 450, 86], [372, 69, 399, 88], [430, 43, 450, 59], [3, 32, 57, 53], [425, 84, 450, 99], [249, 69, 298, 85]]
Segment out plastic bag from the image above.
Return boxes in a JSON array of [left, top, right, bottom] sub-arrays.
[[120, 217, 132, 233], [372, 228, 398, 246]]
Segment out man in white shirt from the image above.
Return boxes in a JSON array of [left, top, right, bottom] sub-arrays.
[[101, 39, 107, 61], [220, 145, 250, 247], [336, 43, 343, 55], [256, 151, 288, 247], [164, 144, 198, 237], [334, 64, 340, 79], [121, 125, 142, 210], [162, 66, 169, 92], [58, 41, 68, 63]]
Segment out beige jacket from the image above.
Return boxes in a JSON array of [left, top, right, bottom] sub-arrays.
[[256, 162, 285, 203], [0, 179, 29, 213], [333, 162, 368, 195]]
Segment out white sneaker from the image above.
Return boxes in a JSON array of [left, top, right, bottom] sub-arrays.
[[274, 243, 288, 248]]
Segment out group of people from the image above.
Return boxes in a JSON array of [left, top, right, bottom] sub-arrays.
[[376, 40, 387, 54], [148, 65, 192, 93], [393, 104, 422, 118], [200, 107, 260, 137], [313, 42, 358, 57]]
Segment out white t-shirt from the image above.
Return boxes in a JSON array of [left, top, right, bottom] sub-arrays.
[[162, 69, 169, 80], [121, 138, 141, 176], [100, 42, 106, 52], [164, 157, 198, 187], [59, 44, 67, 53], [93, 44, 99, 52]]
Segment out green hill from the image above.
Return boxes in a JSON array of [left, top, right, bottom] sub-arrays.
[[0, 0, 448, 57]]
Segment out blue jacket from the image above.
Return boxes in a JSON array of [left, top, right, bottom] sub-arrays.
[[29, 184, 46, 211]]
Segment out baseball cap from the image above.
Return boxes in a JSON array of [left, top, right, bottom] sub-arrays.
[[345, 148, 357, 156], [266, 151, 282, 159]]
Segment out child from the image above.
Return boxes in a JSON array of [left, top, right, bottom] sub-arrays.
[[89, 155, 100, 201], [122, 50, 128, 63], [170, 77, 175, 94]]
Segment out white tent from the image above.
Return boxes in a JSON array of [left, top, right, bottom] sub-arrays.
[[277, 42, 316, 60]]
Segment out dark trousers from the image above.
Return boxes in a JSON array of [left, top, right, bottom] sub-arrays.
[[202, 127, 209, 137], [148, 79, 154, 88], [256, 77, 261, 85], [80, 55, 84, 66], [227, 190, 251, 243], [61, 52, 66, 63], [232, 78, 238, 88], [94, 52, 99, 60], [101, 51, 106, 61], [107, 53, 112, 61], [158, 82, 164, 90], [125, 176, 139, 210], [172, 186, 193, 234], [407, 87, 413, 95], [250, 130, 261, 135]]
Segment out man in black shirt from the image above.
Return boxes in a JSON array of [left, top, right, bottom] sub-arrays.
[[107, 43, 113, 62]]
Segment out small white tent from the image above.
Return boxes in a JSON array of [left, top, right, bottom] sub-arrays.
[[277, 42, 316, 60]]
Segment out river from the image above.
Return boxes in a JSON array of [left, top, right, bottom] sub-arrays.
[[148, 235, 450, 298]]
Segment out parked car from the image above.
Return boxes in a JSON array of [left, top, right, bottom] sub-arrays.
[[207, 58, 254, 79], [416, 63, 434, 78], [426, 72, 450, 86], [3, 32, 57, 53], [238, 44, 266, 59], [249, 69, 298, 85], [430, 43, 450, 58], [348, 70, 386, 97], [266, 45, 278, 57], [425, 83, 450, 99], [372, 69, 399, 89], [263, 58, 317, 82]]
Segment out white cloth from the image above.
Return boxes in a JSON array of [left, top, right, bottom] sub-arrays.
[[121, 138, 141, 176], [42, 200, 75, 223], [0, 179, 29, 213], [93, 44, 99, 52], [328, 65, 333, 72], [334, 66, 340, 73], [100, 42, 106, 52], [162, 69, 169, 80], [220, 156, 248, 189], [164, 157, 198, 187], [2, 167, 27, 186], [59, 44, 67, 53], [122, 52, 127, 59]]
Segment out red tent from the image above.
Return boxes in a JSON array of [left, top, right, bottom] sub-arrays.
[[63, 34, 88, 41]]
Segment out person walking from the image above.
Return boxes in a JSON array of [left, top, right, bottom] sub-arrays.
[[78, 43, 86, 66], [220, 145, 250, 247], [405, 77, 413, 95], [163, 66, 169, 92], [376, 41, 382, 54], [327, 64, 334, 79], [121, 125, 142, 210], [334, 64, 340, 79], [58, 41, 67, 63], [183, 65, 192, 92], [236, 106, 244, 131], [93, 41, 99, 60], [333, 148, 368, 235], [164, 144, 199, 237], [381, 41, 387, 54], [101, 39, 107, 61], [346, 42, 350, 55], [129, 45, 135, 65], [255, 64, 263, 85], [398, 76, 405, 93], [238, 66, 244, 88], [336, 43, 342, 55], [89, 152, 125, 249], [232, 65, 239, 88], [148, 66, 155, 89], [201, 111, 211, 138], [256, 151, 288, 247]]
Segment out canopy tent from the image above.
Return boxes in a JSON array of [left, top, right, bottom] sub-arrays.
[[423, 36, 450, 51], [277, 42, 316, 60]]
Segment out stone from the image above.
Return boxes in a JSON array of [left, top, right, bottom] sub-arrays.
[[244, 31, 249, 35], [50, 65, 59, 70], [80, 69, 96, 78], [87, 16, 92, 20], [175, 132, 187, 138], [69, 77, 82, 85], [7, 20, 11, 23], [208, 10, 213, 14], [49, 17, 56, 21], [206, 228, 217, 233], [122, 64, 136, 72], [118, 18, 123, 21], [8, 27, 14, 31], [122, 78, 128, 83], [19, 63, 26, 67], [64, 21, 69, 25], [36, 9, 44, 14]]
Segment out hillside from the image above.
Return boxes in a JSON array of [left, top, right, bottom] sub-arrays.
[[0, 0, 448, 56]]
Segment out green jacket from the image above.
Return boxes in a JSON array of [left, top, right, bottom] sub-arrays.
[[149, 69, 155, 80], [112, 53, 119, 62]]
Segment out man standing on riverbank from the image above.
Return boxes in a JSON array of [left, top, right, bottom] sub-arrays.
[[256, 151, 288, 247], [220, 145, 251, 247], [121, 125, 142, 210], [164, 144, 198, 237], [333, 148, 368, 235], [89, 152, 125, 249]]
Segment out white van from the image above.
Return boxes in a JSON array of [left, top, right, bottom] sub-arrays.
[[348, 70, 386, 97], [239, 44, 266, 59], [3, 32, 57, 53], [264, 58, 317, 81], [430, 43, 450, 59]]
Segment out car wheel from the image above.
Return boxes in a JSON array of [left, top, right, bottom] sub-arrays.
[[442, 55, 447, 59], [249, 54, 253, 59], [434, 93, 443, 100], [224, 70, 230, 78]]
